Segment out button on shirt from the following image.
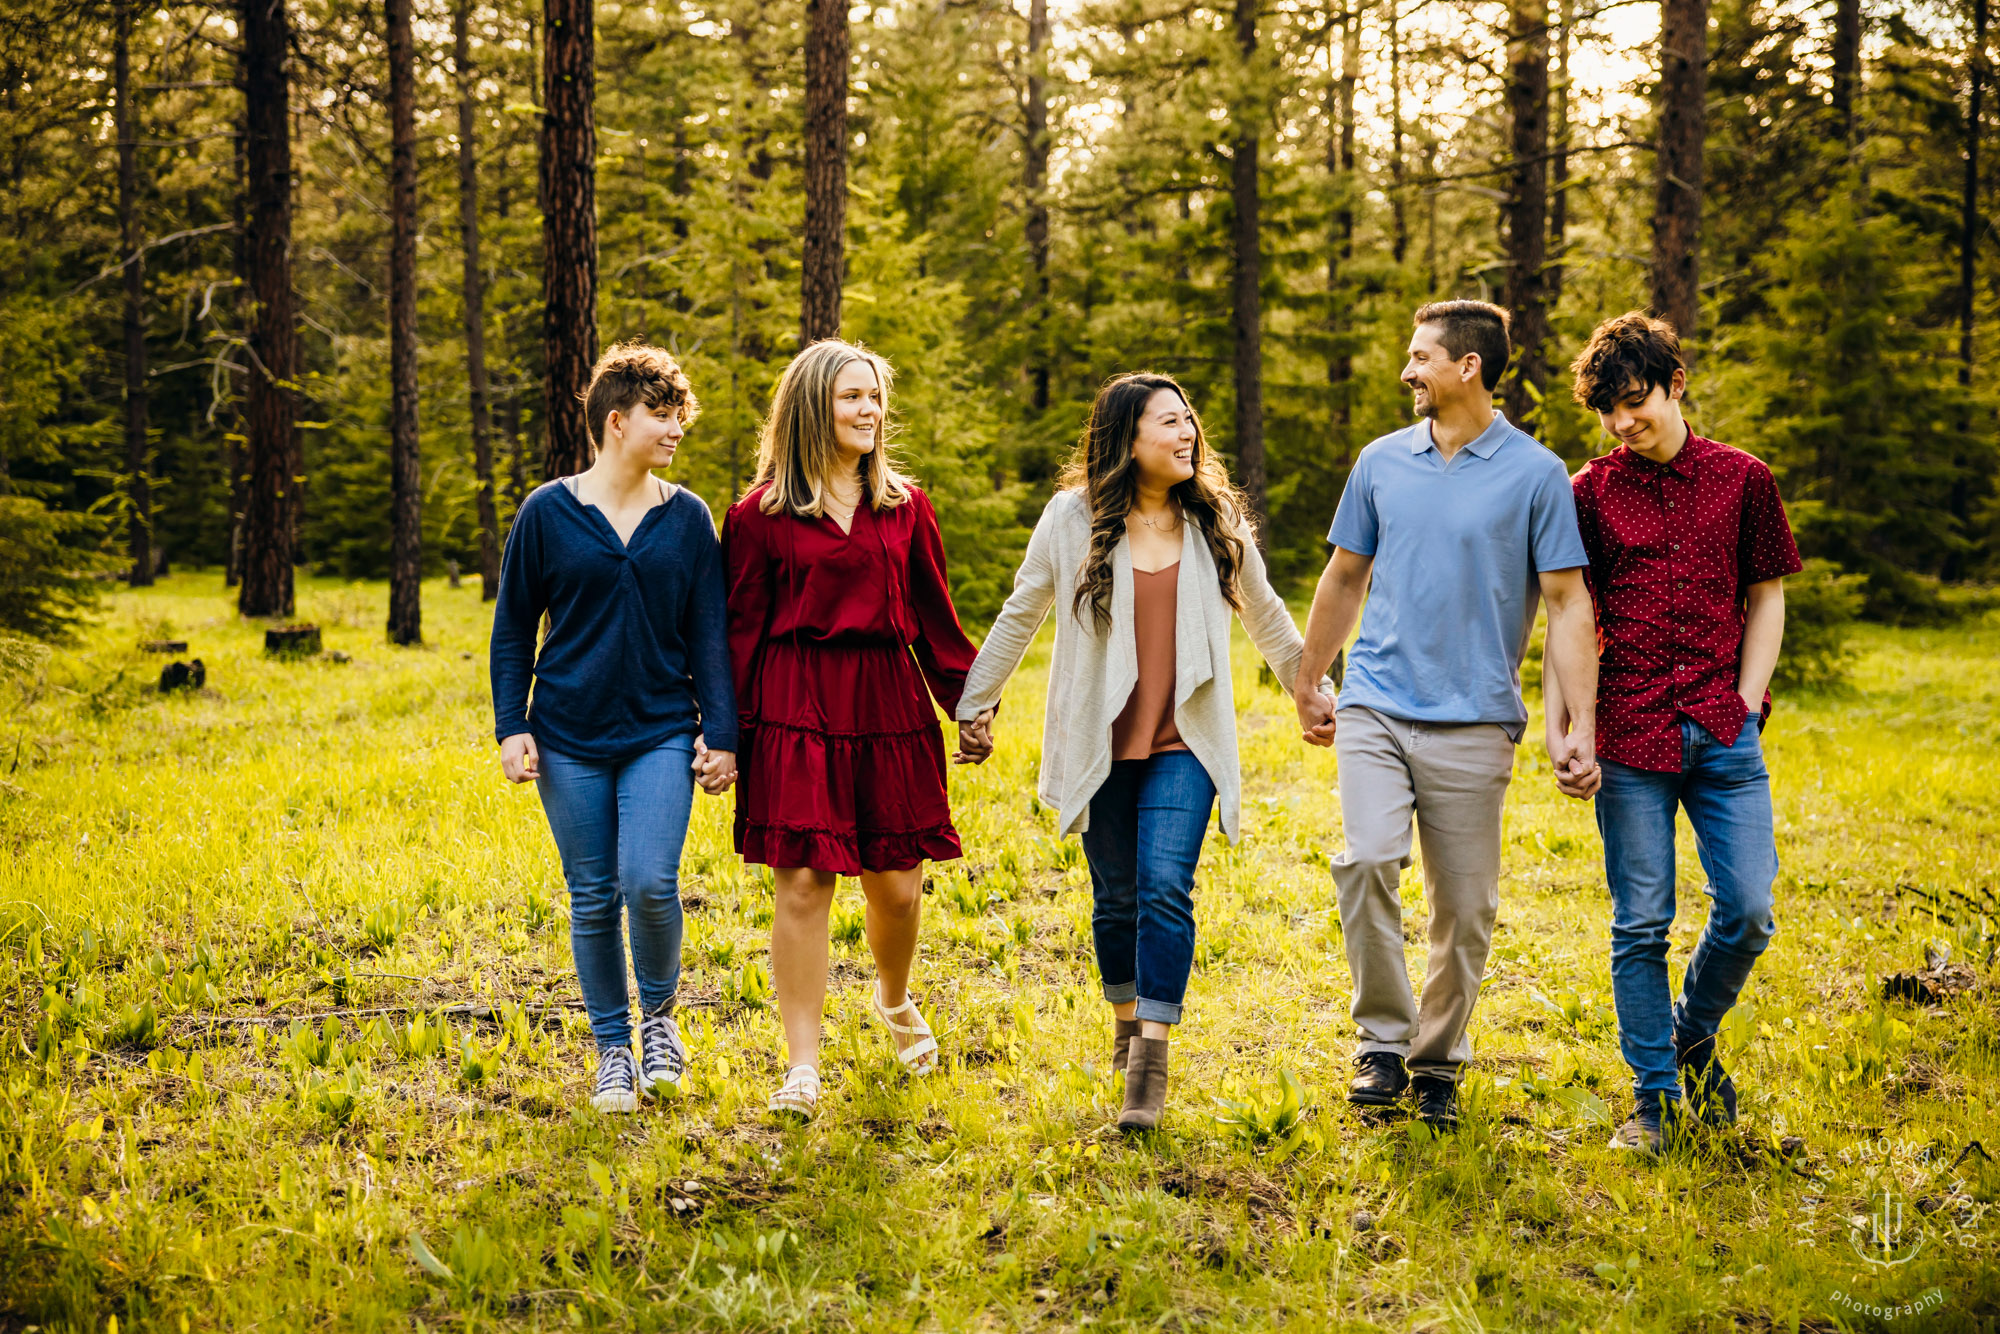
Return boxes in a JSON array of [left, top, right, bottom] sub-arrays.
[[1570, 432, 1802, 772], [1328, 412, 1589, 736]]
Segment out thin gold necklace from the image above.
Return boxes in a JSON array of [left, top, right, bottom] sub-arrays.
[[1132, 503, 1181, 532]]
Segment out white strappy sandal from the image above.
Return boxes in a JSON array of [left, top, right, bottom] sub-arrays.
[[768, 1064, 820, 1118], [872, 983, 939, 1076]]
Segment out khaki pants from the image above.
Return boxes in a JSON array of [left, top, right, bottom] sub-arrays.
[[1332, 706, 1515, 1082]]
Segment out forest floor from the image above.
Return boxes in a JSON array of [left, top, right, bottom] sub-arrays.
[[2, 572, 1998, 1332]]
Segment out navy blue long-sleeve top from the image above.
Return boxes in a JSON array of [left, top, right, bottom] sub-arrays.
[[490, 479, 738, 760]]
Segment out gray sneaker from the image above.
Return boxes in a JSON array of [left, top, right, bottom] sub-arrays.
[[638, 1010, 689, 1094], [591, 1045, 639, 1113]]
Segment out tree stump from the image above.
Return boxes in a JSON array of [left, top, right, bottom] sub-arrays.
[[141, 640, 188, 654], [159, 659, 206, 692], [265, 624, 321, 656]]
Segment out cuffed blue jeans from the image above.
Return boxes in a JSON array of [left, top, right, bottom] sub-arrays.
[[1596, 719, 1779, 1101], [1080, 750, 1216, 1025], [536, 737, 697, 1049]]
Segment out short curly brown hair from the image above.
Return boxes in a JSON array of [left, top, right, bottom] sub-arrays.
[[1570, 312, 1683, 413], [583, 342, 700, 447]]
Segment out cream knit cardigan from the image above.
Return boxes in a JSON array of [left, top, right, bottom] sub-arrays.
[[956, 488, 1315, 844]]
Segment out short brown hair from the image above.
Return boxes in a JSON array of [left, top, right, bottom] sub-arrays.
[[584, 342, 699, 448], [1413, 300, 1512, 390], [1570, 312, 1684, 413]]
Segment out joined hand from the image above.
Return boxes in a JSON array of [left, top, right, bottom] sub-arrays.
[[954, 708, 997, 765], [692, 736, 739, 794]]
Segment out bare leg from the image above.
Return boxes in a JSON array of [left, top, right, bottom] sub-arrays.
[[859, 865, 926, 1055], [771, 867, 836, 1070]]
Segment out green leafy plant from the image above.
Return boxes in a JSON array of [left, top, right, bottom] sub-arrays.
[[379, 1009, 450, 1060], [361, 902, 406, 951], [283, 1016, 362, 1070], [522, 886, 555, 934], [411, 1226, 509, 1309], [459, 1031, 507, 1085], [102, 998, 160, 1049], [1212, 1069, 1311, 1156], [723, 961, 773, 1008], [304, 1062, 369, 1126]]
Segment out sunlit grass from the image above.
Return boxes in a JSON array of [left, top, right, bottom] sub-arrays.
[[1, 573, 1996, 1330]]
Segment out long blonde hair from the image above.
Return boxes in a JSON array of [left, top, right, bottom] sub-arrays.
[[752, 339, 913, 516]]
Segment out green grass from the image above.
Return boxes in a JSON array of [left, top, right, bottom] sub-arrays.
[[3, 573, 1998, 1331]]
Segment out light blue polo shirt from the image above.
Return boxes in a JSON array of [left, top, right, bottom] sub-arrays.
[[1327, 412, 1587, 736]]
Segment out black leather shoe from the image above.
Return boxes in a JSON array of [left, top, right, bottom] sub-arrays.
[[1411, 1075, 1460, 1129], [1348, 1050, 1409, 1107], [1676, 1033, 1738, 1127]]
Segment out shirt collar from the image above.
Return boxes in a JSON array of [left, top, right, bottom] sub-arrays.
[[1612, 427, 1713, 478], [1410, 412, 1513, 459]]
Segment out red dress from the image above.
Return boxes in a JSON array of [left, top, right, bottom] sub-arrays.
[[722, 484, 976, 873]]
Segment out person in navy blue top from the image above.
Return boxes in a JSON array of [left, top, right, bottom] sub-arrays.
[[490, 343, 737, 1114]]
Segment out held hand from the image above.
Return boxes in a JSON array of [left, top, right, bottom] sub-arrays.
[[953, 708, 996, 765], [501, 732, 541, 784], [1547, 720, 1600, 800], [697, 748, 738, 795], [1294, 688, 1337, 748]]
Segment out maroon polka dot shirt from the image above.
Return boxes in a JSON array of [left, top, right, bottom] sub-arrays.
[[1571, 432, 1803, 773]]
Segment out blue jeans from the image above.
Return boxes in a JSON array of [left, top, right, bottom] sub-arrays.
[[1596, 719, 1779, 1101], [1079, 750, 1216, 1025], [537, 737, 697, 1049]]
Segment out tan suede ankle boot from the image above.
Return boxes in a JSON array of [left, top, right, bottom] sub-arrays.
[[1118, 1036, 1170, 1131], [1112, 1018, 1140, 1076]]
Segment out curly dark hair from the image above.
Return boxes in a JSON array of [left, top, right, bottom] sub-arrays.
[[583, 342, 700, 447], [1060, 373, 1251, 631], [1570, 312, 1685, 413]]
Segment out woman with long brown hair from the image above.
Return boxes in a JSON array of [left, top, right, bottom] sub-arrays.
[[723, 339, 989, 1119], [956, 373, 1329, 1130]]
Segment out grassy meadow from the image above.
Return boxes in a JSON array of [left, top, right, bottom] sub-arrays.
[[2, 571, 1998, 1332]]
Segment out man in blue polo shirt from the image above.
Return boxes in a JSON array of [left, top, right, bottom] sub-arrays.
[[1293, 300, 1600, 1128]]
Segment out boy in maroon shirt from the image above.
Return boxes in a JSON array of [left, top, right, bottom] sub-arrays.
[[1545, 312, 1803, 1151]]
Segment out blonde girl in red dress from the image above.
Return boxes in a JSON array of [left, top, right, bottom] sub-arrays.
[[722, 340, 991, 1118]]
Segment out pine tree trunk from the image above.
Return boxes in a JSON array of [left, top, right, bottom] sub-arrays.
[[1025, 0, 1050, 413], [1327, 4, 1360, 428], [1832, 0, 1861, 143], [237, 0, 297, 620], [115, 0, 152, 586], [1961, 0, 1985, 384], [1231, 0, 1265, 532], [801, 0, 848, 345], [225, 105, 248, 589], [541, 0, 597, 479], [1502, 0, 1550, 425], [386, 0, 422, 646], [1388, 0, 1408, 265], [1548, 0, 1569, 314], [1651, 0, 1708, 347], [455, 0, 500, 599], [504, 386, 528, 513]]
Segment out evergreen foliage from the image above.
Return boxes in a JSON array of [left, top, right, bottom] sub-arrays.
[[0, 0, 1991, 624]]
